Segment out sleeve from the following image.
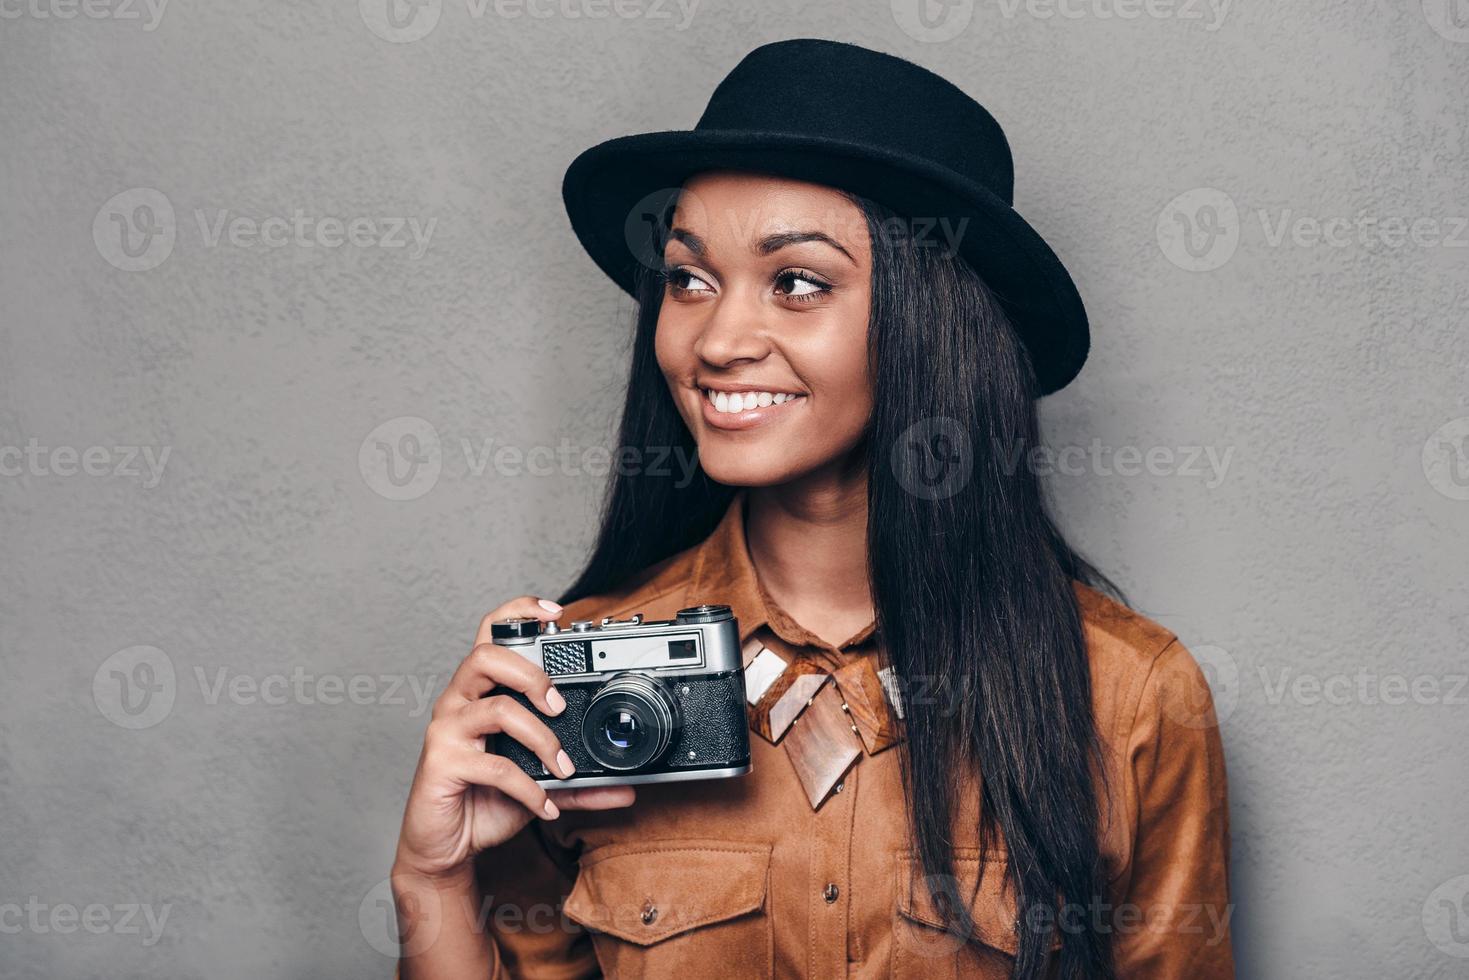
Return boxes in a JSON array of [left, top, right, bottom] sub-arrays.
[[474, 821, 601, 980], [1113, 639, 1235, 979]]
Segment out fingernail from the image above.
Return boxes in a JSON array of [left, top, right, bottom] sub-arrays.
[[543, 798, 560, 820], [546, 686, 566, 715], [538, 599, 563, 614], [556, 750, 575, 778]]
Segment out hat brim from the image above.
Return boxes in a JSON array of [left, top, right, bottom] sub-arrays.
[[562, 129, 1088, 395]]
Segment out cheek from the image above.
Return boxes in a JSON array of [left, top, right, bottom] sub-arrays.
[[653, 312, 694, 389]]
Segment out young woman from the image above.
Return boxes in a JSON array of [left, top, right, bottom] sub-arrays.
[[392, 39, 1232, 980]]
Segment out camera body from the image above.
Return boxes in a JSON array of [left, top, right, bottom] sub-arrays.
[[487, 604, 752, 788]]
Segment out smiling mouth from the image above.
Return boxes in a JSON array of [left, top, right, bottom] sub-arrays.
[[697, 386, 808, 431], [701, 387, 807, 414]]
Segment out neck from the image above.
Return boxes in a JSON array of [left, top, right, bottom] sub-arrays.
[[744, 462, 873, 648]]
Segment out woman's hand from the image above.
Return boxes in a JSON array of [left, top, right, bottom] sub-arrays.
[[394, 595, 637, 882]]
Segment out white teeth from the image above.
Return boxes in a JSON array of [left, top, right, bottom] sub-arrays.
[[704, 389, 803, 414]]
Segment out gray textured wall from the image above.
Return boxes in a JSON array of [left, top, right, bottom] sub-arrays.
[[2, 2, 1466, 978]]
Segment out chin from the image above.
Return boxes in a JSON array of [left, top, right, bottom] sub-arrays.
[[695, 445, 817, 488]]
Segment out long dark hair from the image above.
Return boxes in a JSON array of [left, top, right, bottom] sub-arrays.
[[561, 190, 1117, 980]]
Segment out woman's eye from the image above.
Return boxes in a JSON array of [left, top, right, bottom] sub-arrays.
[[774, 270, 831, 300], [665, 267, 714, 294]]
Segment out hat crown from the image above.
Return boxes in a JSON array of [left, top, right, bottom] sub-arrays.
[[695, 39, 1015, 205]]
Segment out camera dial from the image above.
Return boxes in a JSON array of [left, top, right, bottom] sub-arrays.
[[675, 604, 733, 624], [490, 618, 542, 642]]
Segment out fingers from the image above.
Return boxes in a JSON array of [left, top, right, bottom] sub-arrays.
[[440, 641, 564, 716], [548, 785, 638, 811], [438, 603, 569, 716], [447, 750, 562, 821], [475, 595, 563, 647], [451, 694, 575, 780]]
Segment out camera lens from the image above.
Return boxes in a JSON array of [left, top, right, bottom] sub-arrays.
[[582, 674, 682, 771], [603, 710, 642, 750]]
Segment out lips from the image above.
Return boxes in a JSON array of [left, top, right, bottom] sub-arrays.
[[698, 386, 807, 431]]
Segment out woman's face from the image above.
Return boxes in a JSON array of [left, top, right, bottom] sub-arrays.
[[654, 171, 874, 488]]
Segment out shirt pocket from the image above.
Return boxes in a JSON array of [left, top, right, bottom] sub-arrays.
[[890, 850, 1062, 980], [563, 838, 774, 980]]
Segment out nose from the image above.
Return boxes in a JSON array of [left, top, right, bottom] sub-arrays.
[[692, 287, 772, 368]]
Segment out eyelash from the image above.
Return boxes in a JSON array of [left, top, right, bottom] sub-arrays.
[[659, 265, 833, 302]]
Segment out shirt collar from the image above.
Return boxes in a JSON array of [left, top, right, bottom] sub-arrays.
[[686, 490, 877, 653]]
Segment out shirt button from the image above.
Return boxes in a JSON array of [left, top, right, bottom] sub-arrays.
[[640, 900, 658, 925], [823, 883, 839, 904], [834, 780, 845, 793]]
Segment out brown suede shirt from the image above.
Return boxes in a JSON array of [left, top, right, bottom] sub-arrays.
[[468, 494, 1233, 978]]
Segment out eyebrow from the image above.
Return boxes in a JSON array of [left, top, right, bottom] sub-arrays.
[[666, 227, 856, 265]]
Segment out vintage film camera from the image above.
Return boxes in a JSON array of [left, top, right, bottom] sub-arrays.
[[487, 604, 752, 787]]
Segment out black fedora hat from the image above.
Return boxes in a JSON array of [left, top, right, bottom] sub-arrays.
[[562, 37, 1089, 396]]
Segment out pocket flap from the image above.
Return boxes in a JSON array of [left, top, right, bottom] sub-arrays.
[[895, 852, 1062, 956], [565, 839, 772, 946]]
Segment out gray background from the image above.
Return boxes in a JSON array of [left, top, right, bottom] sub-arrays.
[[2, 1, 1466, 977]]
